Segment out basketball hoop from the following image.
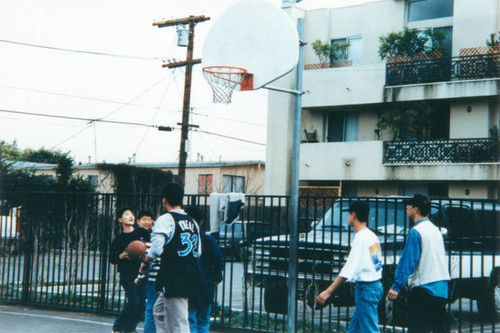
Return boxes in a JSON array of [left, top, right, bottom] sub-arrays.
[[202, 66, 253, 104]]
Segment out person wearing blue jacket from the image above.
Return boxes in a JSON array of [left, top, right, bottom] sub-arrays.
[[185, 206, 224, 333], [387, 194, 450, 333]]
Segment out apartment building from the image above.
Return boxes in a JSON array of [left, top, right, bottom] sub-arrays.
[[266, 0, 499, 199]]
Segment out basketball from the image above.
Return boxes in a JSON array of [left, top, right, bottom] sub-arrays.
[[125, 240, 147, 259]]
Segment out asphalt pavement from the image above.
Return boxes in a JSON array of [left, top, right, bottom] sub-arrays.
[[0, 304, 253, 333]]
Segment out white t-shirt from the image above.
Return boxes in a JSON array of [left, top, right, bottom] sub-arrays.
[[339, 228, 383, 282]]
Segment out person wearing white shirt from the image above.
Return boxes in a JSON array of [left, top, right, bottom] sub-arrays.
[[316, 201, 383, 333]]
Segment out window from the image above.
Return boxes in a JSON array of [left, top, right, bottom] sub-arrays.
[[222, 175, 245, 193], [326, 111, 359, 142], [420, 26, 453, 56], [408, 0, 453, 22], [87, 175, 98, 187], [198, 174, 213, 194], [331, 36, 362, 66]]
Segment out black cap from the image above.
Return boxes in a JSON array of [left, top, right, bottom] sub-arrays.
[[403, 194, 431, 208]]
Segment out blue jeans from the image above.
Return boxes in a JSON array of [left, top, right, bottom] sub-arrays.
[[143, 280, 159, 333], [347, 280, 383, 333], [188, 303, 211, 333], [113, 273, 146, 332]]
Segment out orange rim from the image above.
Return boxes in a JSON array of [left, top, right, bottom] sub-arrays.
[[202, 66, 247, 75]]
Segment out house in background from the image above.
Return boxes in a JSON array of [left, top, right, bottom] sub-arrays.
[[266, 0, 499, 199], [10, 160, 265, 195], [150, 160, 265, 195]]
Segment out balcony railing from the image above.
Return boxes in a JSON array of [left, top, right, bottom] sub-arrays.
[[386, 53, 500, 86], [383, 138, 499, 165]]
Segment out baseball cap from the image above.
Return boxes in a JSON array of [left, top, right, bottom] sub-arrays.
[[403, 194, 431, 208]]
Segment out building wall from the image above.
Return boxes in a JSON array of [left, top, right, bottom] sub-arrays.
[[450, 101, 491, 139], [449, 182, 490, 199], [266, 0, 500, 198], [452, 0, 499, 55], [164, 164, 265, 195]]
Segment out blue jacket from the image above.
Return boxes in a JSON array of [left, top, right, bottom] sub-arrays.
[[191, 233, 224, 308]]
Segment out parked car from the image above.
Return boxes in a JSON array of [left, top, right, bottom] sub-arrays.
[[246, 198, 500, 323]]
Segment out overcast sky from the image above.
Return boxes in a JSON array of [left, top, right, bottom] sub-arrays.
[[0, 0, 378, 165]]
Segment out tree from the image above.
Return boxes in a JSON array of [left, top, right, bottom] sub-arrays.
[[0, 140, 94, 194], [376, 102, 436, 141], [486, 32, 500, 46], [378, 28, 446, 59], [312, 39, 350, 64]]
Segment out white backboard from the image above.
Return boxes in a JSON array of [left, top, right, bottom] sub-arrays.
[[202, 0, 299, 90]]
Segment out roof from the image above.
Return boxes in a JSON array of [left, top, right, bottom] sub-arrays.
[[130, 160, 265, 169], [8, 161, 57, 170], [9, 160, 265, 171]]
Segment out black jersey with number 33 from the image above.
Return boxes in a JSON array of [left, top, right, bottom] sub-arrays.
[[156, 212, 201, 298]]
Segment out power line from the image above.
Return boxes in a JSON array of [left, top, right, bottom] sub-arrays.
[[0, 38, 162, 61], [194, 129, 265, 146], [0, 83, 159, 109], [190, 109, 266, 127], [0, 83, 266, 127], [50, 124, 93, 150], [0, 108, 265, 146], [98, 78, 167, 120], [134, 76, 174, 155], [0, 108, 163, 128]]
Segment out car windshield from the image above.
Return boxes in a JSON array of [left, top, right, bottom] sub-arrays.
[[317, 200, 408, 235]]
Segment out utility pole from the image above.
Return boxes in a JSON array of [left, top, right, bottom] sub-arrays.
[[153, 15, 210, 186]]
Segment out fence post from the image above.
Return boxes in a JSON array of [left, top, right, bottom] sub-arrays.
[[21, 195, 34, 305], [98, 194, 112, 314]]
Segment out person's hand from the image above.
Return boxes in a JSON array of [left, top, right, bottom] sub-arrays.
[[119, 251, 130, 260], [387, 288, 399, 301], [316, 290, 332, 305], [134, 278, 140, 285]]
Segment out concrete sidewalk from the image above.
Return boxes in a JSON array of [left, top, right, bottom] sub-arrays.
[[0, 304, 253, 333]]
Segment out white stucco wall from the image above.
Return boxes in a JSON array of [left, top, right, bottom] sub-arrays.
[[452, 0, 499, 55], [302, 64, 386, 107], [300, 141, 500, 182], [448, 182, 489, 199], [450, 101, 491, 139], [384, 79, 500, 103]]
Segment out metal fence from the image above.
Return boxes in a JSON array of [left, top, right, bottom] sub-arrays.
[[386, 53, 500, 86], [383, 138, 499, 165], [0, 192, 499, 332]]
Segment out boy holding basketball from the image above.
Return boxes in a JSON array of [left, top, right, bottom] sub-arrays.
[[110, 207, 150, 333]]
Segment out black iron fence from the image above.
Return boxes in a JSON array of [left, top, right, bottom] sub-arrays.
[[1, 192, 499, 332], [386, 53, 500, 86], [383, 138, 500, 165]]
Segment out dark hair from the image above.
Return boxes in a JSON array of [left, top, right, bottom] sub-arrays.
[[348, 201, 370, 223], [116, 206, 134, 220], [404, 194, 431, 217], [414, 203, 430, 217], [137, 210, 154, 220], [184, 206, 203, 226], [162, 182, 184, 207]]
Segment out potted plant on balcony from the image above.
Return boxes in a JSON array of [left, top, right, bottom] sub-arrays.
[[308, 39, 350, 69], [457, 32, 500, 80], [379, 28, 446, 84]]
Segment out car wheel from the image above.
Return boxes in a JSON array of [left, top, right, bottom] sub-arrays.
[[477, 271, 500, 322]]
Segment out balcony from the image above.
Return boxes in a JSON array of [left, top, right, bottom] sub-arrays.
[[386, 52, 500, 86], [383, 138, 499, 165]]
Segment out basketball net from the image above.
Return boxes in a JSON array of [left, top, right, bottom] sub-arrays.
[[202, 66, 248, 104]]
